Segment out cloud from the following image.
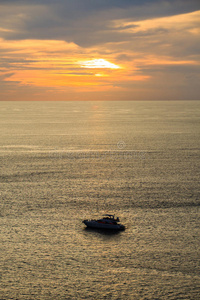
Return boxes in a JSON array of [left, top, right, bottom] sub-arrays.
[[0, 0, 200, 100], [0, 0, 199, 44]]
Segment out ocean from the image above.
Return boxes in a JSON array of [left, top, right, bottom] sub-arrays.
[[0, 100, 200, 299]]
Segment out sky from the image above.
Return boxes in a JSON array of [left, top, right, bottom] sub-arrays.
[[0, 0, 200, 101]]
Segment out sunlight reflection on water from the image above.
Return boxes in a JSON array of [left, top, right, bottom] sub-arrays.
[[0, 101, 200, 299]]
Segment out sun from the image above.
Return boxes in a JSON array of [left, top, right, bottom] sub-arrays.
[[80, 58, 120, 69]]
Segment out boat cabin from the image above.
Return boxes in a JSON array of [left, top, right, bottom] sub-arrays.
[[102, 214, 120, 222]]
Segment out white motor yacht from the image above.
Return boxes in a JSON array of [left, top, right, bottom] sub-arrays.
[[83, 214, 125, 231]]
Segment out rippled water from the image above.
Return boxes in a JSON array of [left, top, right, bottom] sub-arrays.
[[0, 101, 200, 299]]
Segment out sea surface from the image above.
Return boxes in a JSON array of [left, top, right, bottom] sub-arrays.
[[0, 100, 200, 299]]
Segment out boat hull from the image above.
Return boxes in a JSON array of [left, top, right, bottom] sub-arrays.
[[83, 220, 125, 231]]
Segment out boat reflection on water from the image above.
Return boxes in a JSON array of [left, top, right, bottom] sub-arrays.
[[82, 214, 125, 232], [84, 227, 121, 236]]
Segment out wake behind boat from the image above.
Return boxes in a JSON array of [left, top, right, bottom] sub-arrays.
[[82, 214, 125, 231]]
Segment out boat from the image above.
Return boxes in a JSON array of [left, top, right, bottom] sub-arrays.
[[82, 214, 125, 231]]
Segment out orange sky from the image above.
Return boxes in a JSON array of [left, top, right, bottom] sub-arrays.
[[0, 1, 200, 100]]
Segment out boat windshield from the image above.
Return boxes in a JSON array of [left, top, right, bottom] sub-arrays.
[[103, 214, 114, 218]]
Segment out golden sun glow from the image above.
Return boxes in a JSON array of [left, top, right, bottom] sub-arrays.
[[1, 9, 199, 99], [0, 0, 200, 101], [80, 59, 120, 69]]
